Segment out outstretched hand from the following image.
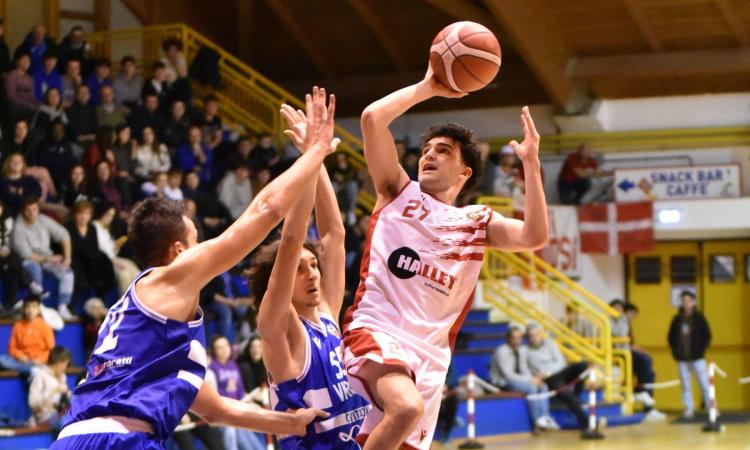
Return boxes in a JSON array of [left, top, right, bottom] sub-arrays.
[[509, 106, 540, 162], [280, 86, 340, 154]]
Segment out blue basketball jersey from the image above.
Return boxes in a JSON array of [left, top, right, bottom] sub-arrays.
[[271, 313, 370, 450], [63, 268, 208, 441]]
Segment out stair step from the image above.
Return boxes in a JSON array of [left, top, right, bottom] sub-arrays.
[[0, 425, 54, 449], [460, 321, 508, 335], [465, 309, 491, 322], [452, 351, 493, 380]]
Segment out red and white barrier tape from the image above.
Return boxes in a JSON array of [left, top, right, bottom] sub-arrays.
[[586, 369, 598, 433]]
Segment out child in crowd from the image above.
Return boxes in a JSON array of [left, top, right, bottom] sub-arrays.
[[0, 295, 54, 376], [28, 346, 72, 428]]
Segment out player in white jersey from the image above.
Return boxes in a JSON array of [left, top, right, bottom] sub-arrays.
[[341, 67, 549, 450]]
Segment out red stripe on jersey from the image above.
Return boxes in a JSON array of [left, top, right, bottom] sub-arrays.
[[449, 288, 475, 352], [355, 433, 421, 450], [439, 252, 484, 261]]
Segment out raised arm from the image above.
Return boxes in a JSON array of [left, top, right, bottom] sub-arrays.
[[361, 67, 464, 203], [486, 107, 548, 251]]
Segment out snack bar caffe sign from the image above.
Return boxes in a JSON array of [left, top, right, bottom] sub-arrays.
[[614, 164, 740, 202]]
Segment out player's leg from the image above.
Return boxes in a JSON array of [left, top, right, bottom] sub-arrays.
[[677, 360, 694, 416]]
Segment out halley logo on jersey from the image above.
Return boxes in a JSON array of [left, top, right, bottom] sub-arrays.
[[387, 247, 457, 291]]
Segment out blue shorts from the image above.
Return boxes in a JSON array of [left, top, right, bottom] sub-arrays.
[[49, 432, 164, 450]]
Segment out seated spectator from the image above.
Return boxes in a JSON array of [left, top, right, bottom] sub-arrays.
[[33, 50, 61, 102], [526, 322, 590, 433], [562, 304, 596, 338], [141, 60, 169, 106], [328, 152, 359, 225], [31, 87, 68, 131], [92, 202, 140, 294], [183, 170, 230, 238], [248, 133, 279, 175], [60, 59, 82, 108], [65, 84, 98, 151], [0, 20, 11, 73], [86, 58, 113, 106], [129, 92, 166, 140], [237, 336, 266, 395], [59, 164, 89, 208], [193, 95, 223, 149], [57, 26, 92, 78], [0, 152, 42, 217], [112, 124, 137, 186], [558, 143, 601, 205], [183, 198, 205, 243], [81, 297, 107, 356], [28, 346, 71, 428], [160, 38, 191, 105], [0, 295, 54, 375], [65, 200, 115, 298], [217, 163, 251, 220], [488, 145, 521, 198], [162, 99, 190, 154], [141, 171, 168, 198], [2, 118, 38, 161], [112, 55, 142, 109], [176, 125, 213, 183], [202, 271, 251, 342], [14, 23, 55, 74], [4, 53, 39, 120], [224, 135, 253, 174], [11, 197, 75, 319], [134, 126, 170, 182], [88, 159, 131, 216], [95, 85, 128, 129], [490, 323, 559, 431], [35, 120, 76, 191], [164, 168, 184, 201], [82, 125, 115, 172]]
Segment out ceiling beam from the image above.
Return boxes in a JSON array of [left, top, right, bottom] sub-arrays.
[[263, 0, 333, 75], [621, 0, 663, 52], [348, 0, 409, 71], [568, 48, 750, 79], [422, 0, 496, 27], [714, 0, 750, 47], [482, 0, 574, 107]]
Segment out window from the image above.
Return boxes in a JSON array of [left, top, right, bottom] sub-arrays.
[[671, 256, 697, 283], [635, 256, 661, 284], [710, 255, 735, 283]]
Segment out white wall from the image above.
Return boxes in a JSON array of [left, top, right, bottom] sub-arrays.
[[110, 0, 141, 30], [578, 254, 626, 302]]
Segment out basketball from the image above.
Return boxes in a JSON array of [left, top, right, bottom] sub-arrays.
[[429, 21, 502, 93]]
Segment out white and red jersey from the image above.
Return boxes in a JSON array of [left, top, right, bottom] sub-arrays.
[[343, 181, 494, 369]]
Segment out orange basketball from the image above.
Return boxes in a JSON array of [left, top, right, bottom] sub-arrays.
[[429, 21, 502, 93]]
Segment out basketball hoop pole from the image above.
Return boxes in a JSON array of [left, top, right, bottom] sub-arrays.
[[458, 369, 484, 449]]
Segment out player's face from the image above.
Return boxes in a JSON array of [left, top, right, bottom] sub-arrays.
[[291, 248, 321, 310], [418, 136, 471, 195]]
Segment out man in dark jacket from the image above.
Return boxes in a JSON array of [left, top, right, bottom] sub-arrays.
[[667, 290, 712, 419]]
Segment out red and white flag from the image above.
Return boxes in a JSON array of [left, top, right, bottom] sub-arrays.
[[579, 202, 654, 255]]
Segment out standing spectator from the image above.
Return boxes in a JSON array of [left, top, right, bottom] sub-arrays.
[[36, 120, 76, 190], [0, 152, 42, 217], [176, 125, 213, 183], [141, 60, 168, 106], [558, 143, 601, 205], [0, 295, 54, 375], [128, 92, 166, 140], [65, 200, 115, 298], [57, 26, 92, 76], [30, 87, 68, 132], [0, 20, 11, 73], [4, 53, 39, 120], [112, 55, 142, 109], [85, 58, 112, 106], [489, 324, 559, 431], [92, 202, 140, 294], [133, 126, 170, 181], [14, 23, 55, 74], [217, 163, 251, 220], [28, 346, 71, 429], [247, 133, 278, 175], [668, 291, 712, 419], [327, 152, 359, 225], [95, 85, 128, 128], [60, 59, 82, 108], [11, 197, 75, 319], [162, 99, 190, 154], [0, 199, 45, 311], [193, 95, 223, 149], [33, 51, 62, 102], [59, 164, 88, 208]]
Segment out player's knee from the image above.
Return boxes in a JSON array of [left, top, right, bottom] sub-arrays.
[[387, 391, 424, 425]]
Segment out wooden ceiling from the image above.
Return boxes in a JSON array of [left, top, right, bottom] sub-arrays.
[[127, 0, 750, 115]]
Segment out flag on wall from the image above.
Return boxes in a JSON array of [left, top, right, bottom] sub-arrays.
[[579, 202, 654, 255]]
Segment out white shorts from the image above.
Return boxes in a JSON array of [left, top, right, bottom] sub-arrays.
[[342, 327, 447, 450]]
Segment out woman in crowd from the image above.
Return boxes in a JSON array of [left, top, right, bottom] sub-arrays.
[[91, 201, 140, 294], [64, 200, 115, 298], [31, 87, 68, 131], [59, 164, 88, 208], [133, 125, 170, 182]]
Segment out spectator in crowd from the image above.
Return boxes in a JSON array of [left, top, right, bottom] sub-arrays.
[[57, 26, 92, 77], [610, 299, 665, 421], [342, 213, 368, 309], [92, 202, 140, 294], [60, 59, 82, 108], [668, 291, 712, 419], [202, 271, 251, 343], [0, 199, 46, 312], [183, 197, 205, 243], [81, 297, 107, 356], [401, 148, 419, 181], [112, 124, 136, 181], [36, 120, 76, 190], [224, 135, 252, 173], [209, 335, 266, 450], [487, 145, 521, 198], [141, 60, 168, 105], [112, 55, 142, 109], [59, 164, 88, 208], [490, 323, 559, 431], [562, 304, 596, 338], [217, 163, 251, 220], [0, 152, 42, 217], [176, 125, 213, 183], [89, 159, 130, 212], [183, 170, 230, 239], [160, 38, 191, 105], [164, 168, 184, 201], [194, 94, 223, 149], [133, 126, 170, 182], [31, 87, 68, 131], [14, 23, 55, 74], [95, 85, 128, 129], [162, 99, 190, 153], [328, 152, 359, 225], [237, 336, 266, 395], [28, 346, 71, 428], [129, 92, 166, 140], [11, 196, 75, 319], [434, 364, 459, 445], [0, 20, 11, 73], [0, 295, 54, 375], [82, 125, 114, 172], [33, 51, 61, 102], [141, 171, 168, 198], [247, 133, 278, 175], [558, 143, 602, 205], [65, 200, 115, 298], [65, 84, 98, 152], [2, 118, 37, 158], [85, 58, 112, 106], [172, 413, 226, 450], [526, 322, 590, 433], [4, 53, 39, 120]]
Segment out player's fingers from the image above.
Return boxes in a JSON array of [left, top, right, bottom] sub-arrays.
[[509, 139, 520, 152], [313, 409, 330, 419], [296, 109, 306, 123], [326, 94, 336, 125], [304, 94, 312, 123], [280, 108, 295, 127], [329, 137, 341, 152]]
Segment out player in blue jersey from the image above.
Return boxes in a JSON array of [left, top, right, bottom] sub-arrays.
[[249, 104, 369, 449], [50, 87, 339, 450]]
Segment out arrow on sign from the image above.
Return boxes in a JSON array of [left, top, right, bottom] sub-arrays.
[[617, 179, 636, 192]]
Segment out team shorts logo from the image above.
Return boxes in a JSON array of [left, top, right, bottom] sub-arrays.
[[387, 247, 421, 279]]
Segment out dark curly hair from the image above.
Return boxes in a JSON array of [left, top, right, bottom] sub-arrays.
[[421, 123, 483, 194], [248, 240, 321, 310], [128, 198, 187, 267]]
